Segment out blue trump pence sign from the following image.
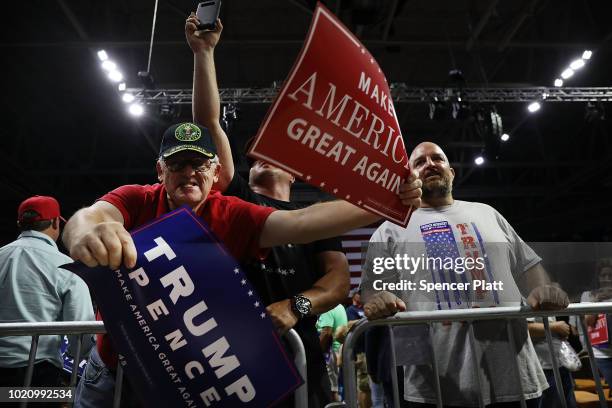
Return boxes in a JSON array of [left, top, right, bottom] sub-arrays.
[[66, 207, 302, 407]]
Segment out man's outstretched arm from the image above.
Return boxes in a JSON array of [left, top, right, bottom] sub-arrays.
[[259, 176, 422, 248], [62, 201, 137, 270]]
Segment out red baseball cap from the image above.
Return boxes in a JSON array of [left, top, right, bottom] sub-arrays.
[[17, 196, 65, 223]]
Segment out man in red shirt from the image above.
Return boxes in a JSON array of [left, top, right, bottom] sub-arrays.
[[63, 121, 421, 407]]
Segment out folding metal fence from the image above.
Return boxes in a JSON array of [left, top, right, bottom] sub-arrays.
[[0, 321, 308, 408], [342, 302, 612, 408]]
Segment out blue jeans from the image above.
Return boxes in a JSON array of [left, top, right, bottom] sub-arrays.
[[596, 357, 612, 386], [539, 367, 577, 408], [74, 347, 140, 408], [369, 376, 386, 408]]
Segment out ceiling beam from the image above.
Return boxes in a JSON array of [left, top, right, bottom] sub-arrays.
[[498, 0, 539, 52], [466, 0, 498, 51], [381, 0, 400, 41], [56, 0, 90, 41]]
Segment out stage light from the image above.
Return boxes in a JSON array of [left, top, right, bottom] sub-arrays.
[[561, 68, 574, 79], [527, 102, 541, 113], [108, 70, 123, 82], [474, 156, 485, 166], [118, 83, 126, 91], [122, 93, 135, 103], [501, 133, 510, 142], [128, 103, 144, 116], [570, 59, 585, 70], [101, 60, 116, 71], [582, 50, 592, 60], [554, 79, 563, 87], [542, 92, 549, 100], [97, 50, 108, 61]]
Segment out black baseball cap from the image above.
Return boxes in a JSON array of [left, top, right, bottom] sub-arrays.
[[159, 122, 217, 159]]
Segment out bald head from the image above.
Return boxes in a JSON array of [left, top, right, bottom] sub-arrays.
[[409, 142, 449, 167], [409, 142, 454, 205]]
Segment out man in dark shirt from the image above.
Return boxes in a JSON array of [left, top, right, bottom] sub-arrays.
[[187, 14, 350, 407], [346, 287, 365, 322]]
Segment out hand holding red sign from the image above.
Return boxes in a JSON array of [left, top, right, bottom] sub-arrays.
[[249, 3, 414, 226]]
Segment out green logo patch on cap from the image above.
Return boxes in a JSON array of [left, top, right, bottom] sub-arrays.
[[175, 123, 202, 142]]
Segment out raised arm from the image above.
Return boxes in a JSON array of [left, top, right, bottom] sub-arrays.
[[62, 201, 137, 270], [186, 14, 234, 190]]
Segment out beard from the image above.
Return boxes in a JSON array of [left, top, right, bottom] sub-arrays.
[[421, 174, 453, 199]]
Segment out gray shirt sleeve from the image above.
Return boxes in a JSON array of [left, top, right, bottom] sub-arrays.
[[492, 207, 541, 279], [61, 273, 95, 358]]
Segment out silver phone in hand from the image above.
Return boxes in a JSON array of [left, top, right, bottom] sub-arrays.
[[196, 0, 222, 31]]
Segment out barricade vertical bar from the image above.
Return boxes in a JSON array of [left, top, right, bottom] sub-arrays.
[[388, 326, 401, 408], [113, 361, 124, 408], [69, 334, 84, 387], [467, 322, 485, 408], [578, 316, 607, 407], [542, 318, 567, 408], [505, 320, 526, 408], [20, 334, 39, 408], [284, 329, 308, 408], [342, 324, 360, 408], [427, 323, 443, 408]]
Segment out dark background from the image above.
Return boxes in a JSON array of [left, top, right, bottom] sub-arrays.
[[1, 0, 611, 247]]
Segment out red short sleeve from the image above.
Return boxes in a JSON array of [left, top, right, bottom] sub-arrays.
[[200, 192, 276, 262], [97, 184, 163, 230]]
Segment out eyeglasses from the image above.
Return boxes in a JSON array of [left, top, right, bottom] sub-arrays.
[[164, 158, 214, 173]]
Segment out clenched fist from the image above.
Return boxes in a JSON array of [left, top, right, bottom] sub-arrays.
[[69, 221, 137, 270], [266, 299, 298, 335]]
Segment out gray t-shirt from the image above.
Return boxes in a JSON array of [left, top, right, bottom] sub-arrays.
[[362, 200, 548, 406]]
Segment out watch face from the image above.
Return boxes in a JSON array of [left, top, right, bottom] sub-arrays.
[[295, 296, 311, 315]]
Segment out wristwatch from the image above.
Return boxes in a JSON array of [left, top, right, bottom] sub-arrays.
[[290, 294, 312, 319]]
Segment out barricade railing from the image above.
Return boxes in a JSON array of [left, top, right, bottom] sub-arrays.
[[0, 321, 308, 408], [342, 302, 612, 408]]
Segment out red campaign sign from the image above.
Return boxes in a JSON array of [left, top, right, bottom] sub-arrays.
[[249, 2, 412, 226], [588, 314, 609, 346]]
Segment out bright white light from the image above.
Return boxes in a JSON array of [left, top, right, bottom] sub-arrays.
[[570, 59, 585, 70], [542, 92, 549, 100], [128, 103, 144, 116], [118, 82, 126, 91], [97, 50, 108, 61], [561, 68, 574, 79], [501, 133, 510, 142], [108, 70, 123, 82], [101, 60, 116, 71], [527, 102, 541, 113], [474, 156, 485, 166], [582, 50, 592, 60], [554, 78, 563, 87], [122, 93, 135, 103]]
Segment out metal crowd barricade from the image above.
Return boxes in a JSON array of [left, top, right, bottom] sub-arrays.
[[342, 302, 612, 408], [0, 321, 308, 408]]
